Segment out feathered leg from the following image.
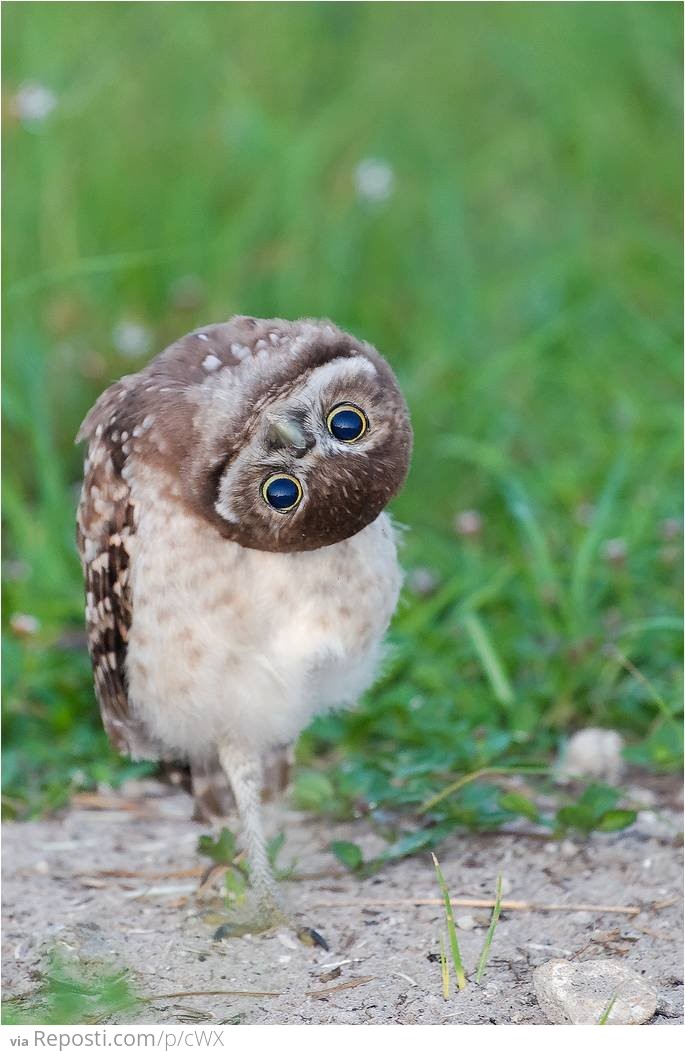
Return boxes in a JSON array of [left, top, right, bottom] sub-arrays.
[[218, 743, 280, 915], [217, 742, 328, 947]]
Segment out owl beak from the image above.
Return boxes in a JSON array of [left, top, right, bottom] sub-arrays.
[[266, 417, 312, 457]]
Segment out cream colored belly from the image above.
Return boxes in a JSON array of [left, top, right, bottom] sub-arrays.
[[126, 499, 401, 758]]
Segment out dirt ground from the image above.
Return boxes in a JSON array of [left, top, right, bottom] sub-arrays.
[[2, 777, 683, 1025]]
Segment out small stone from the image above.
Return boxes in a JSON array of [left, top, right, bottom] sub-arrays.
[[533, 958, 657, 1025], [632, 809, 679, 841], [560, 839, 579, 859], [629, 787, 657, 808], [555, 728, 624, 784], [455, 914, 476, 931]]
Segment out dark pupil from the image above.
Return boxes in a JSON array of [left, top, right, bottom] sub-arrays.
[[331, 409, 363, 441], [265, 477, 299, 510]]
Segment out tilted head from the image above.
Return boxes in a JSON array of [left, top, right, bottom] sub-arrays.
[[78, 316, 412, 553]]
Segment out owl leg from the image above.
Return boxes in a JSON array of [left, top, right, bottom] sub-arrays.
[[216, 743, 328, 948], [218, 743, 280, 916]]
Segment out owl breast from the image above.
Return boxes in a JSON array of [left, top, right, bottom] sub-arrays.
[[125, 468, 402, 759]]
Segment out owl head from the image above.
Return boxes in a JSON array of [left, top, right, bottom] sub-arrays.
[[80, 316, 412, 553]]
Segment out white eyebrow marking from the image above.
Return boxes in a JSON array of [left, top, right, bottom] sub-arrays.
[[197, 333, 210, 342], [202, 354, 222, 371]]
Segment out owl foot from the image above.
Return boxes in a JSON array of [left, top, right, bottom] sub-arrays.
[[210, 899, 328, 949]]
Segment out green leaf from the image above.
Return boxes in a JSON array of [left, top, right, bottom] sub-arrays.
[[267, 831, 286, 867], [198, 827, 238, 865], [224, 867, 248, 906], [577, 784, 620, 820], [500, 791, 540, 822], [330, 839, 363, 871], [555, 804, 595, 833], [595, 809, 638, 832], [291, 770, 335, 811], [267, 831, 296, 879]]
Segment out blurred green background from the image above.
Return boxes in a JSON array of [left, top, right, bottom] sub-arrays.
[[3, 3, 682, 831]]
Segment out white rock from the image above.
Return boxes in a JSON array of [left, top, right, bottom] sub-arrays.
[[555, 728, 624, 784], [533, 958, 657, 1025], [455, 914, 476, 931]]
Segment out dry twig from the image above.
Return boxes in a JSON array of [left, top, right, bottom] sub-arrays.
[[313, 897, 643, 916], [308, 976, 375, 999]]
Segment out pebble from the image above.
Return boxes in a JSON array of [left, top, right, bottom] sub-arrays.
[[533, 958, 658, 1025], [455, 914, 476, 931], [555, 728, 624, 784], [632, 810, 679, 841]]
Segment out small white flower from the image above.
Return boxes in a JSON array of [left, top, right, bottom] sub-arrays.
[[661, 517, 682, 540], [602, 537, 627, 566], [574, 503, 595, 527], [10, 612, 40, 637], [169, 274, 205, 310], [2, 560, 29, 581], [112, 320, 152, 358], [454, 509, 483, 537], [354, 158, 395, 202], [13, 82, 57, 123], [407, 567, 439, 596]]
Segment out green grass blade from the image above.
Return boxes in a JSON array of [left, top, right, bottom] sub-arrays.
[[420, 765, 548, 814], [598, 992, 618, 1024], [432, 853, 466, 991], [474, 873, 504, 983], [439, 933, 450, 1000], [461, 613, 515, 708], [569, 455, 627, 631]]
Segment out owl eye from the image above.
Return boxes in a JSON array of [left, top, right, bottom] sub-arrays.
[[326, 404, 368, 443], [261, 473, 302, 513]]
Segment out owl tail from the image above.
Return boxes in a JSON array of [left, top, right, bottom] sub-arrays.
[[158, 746, 293, 822]]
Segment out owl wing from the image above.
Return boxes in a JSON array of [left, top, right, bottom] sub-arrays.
[[76, 382, 158, 759], [76, 370, 294, 811]]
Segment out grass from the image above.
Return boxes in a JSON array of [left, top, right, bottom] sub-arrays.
[[598, 992, 619, 1026], [432, 854, 504, 995], [1, 955, 139, 1025], [474, 873, 504, 985], [432, 852, 467, 991], [2, 4, 683, 840]]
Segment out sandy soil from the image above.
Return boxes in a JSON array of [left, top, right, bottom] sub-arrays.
[[2, 777, 682, 1025]]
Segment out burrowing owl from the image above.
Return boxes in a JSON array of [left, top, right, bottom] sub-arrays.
[[76, 315, 412, 937]]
